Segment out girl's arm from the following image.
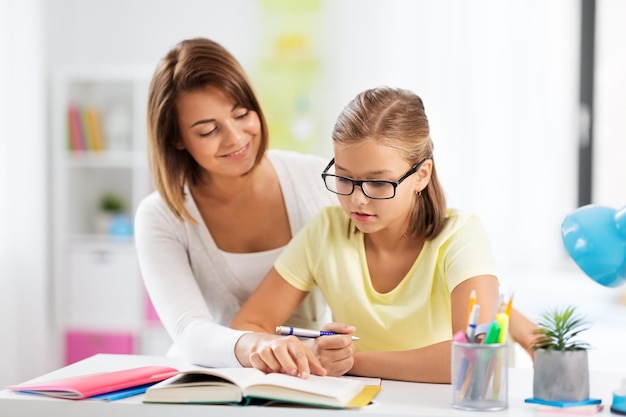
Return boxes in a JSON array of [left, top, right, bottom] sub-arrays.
[[508, 307, 540, 360], [348, 275, 499, 383]]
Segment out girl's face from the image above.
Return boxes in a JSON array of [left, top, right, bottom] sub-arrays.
[[333, 141, 431, 236], [175, 85, 261, 179]]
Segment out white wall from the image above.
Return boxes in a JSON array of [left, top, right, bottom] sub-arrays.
[[594, 0, 626, 207], [0, 0, 50, 386], [319, 1, 580, 279]]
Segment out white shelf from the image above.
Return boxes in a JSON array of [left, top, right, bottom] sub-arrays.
[[63, 151, 143, 168], [50, 66, 167, 365]]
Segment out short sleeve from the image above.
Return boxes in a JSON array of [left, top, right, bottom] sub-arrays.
[[442, 214, 498, 291], [274, 211, 327, 292]]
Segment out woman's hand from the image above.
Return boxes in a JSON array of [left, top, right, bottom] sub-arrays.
[[235, 332, 326, 378], [313, 323, 356, 376]]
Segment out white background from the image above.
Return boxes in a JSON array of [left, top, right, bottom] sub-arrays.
[[1, 0, 624, 385]]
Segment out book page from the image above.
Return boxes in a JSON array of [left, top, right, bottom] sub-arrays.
[[244, 373, 364, 407], [177, 367, 270, 389]]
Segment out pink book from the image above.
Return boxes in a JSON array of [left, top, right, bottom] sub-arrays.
[[67, 103, 85, 151], [8, 365, 179, 400]]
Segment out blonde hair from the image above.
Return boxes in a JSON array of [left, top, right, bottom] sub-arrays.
[[146, 37, 269, 222], [332, 86, 447, 239]]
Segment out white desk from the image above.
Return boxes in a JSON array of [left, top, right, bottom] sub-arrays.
[[0, 354, 622, 416]]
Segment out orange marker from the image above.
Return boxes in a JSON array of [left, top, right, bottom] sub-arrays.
[[504, 293, 514, 317], [467, 289, 477, 318]]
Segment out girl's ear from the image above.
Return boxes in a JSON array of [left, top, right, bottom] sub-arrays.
[[175, 139, 185, 150], [414, 159, 433, 193]]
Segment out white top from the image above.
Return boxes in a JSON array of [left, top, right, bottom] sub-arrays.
[[134, 150, 337, 368], [219, 247, 283, 286]]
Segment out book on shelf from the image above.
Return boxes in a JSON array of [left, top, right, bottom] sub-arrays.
[[85, 105, 104, 151], [67, 103, 85, 151], [66, 103, 105, 152], [143, 367, 380, 408], [7, 365, 179, 400]]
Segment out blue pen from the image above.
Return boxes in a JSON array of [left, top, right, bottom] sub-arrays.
[[275, 326, 360, 341], [466, 304, 480, 343]]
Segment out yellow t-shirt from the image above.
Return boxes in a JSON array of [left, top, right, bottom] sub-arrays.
[[275, 206, 497, 352]]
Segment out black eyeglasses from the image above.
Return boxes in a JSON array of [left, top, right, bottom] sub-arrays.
[[321, 157, 428, 200]]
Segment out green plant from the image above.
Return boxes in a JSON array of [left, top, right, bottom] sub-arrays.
[[533, 305, 591, 351], [99, 192, 125, 213]]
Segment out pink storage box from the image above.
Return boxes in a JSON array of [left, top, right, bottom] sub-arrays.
[[65, 329, 135, 365]]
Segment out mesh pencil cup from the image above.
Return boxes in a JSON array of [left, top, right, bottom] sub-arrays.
[[451, 341, 508, 411]]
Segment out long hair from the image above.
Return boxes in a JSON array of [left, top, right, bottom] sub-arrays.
[[146, 37, 269, 222], [332, 86, 447, 239]]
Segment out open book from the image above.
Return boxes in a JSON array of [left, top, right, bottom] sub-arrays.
[[143, 367, 380, 408]]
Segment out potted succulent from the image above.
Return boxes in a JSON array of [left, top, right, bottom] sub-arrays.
[[532, 305, 591, 402], [94, 192, 125, 235]]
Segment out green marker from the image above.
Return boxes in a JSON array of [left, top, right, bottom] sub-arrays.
[[484, 321, 501, 344]]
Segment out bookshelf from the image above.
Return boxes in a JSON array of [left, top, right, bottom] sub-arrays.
[[50, 66, 171, 366]]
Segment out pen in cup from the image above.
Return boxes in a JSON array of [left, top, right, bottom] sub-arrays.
[[466, 304, 480, 343], [275, 326, 360, 341]]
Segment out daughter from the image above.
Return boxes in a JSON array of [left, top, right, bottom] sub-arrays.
[[231, 87, 504, 383]]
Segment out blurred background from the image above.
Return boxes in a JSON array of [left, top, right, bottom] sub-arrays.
[[1, 0, 625, 385]]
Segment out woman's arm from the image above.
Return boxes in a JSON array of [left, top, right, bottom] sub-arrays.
[[348, 275, 499, 383], [509, 307, 540, 360], [135, 195, 249, 368]]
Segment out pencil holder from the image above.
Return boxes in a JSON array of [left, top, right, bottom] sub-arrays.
[[451, 341, 508, 411]]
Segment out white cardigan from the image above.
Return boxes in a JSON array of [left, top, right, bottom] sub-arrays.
[[134, 150, 336, 367]]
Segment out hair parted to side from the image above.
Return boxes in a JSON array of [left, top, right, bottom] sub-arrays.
[[332, 86, 447, 239], [146, 37, 269, 222]]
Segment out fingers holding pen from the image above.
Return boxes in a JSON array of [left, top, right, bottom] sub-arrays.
[[315, 323, 357, 376]]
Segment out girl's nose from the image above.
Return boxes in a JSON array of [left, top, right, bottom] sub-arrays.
[[350, 184, 369, 205]]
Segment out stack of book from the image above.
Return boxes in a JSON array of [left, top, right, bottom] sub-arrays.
[[525, 397, 603, 415], [7, 365, 178, 401]]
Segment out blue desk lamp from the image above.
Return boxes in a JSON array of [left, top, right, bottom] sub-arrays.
[[561, 204, 626, 414], [561, 204, 626, 288]]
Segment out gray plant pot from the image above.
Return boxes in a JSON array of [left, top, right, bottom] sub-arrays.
[[533, 349, 589, 402]]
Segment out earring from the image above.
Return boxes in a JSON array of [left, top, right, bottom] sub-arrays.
[[416, 190, 422, 196]]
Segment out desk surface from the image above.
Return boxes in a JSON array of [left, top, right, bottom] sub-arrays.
[[0, 354, 622, 417]]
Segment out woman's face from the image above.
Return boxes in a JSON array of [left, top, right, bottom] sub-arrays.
[[175, 84, 261, 179], [333, 141, 430, 236]]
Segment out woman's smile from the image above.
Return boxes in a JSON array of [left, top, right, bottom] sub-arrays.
[[221, 142, 250, 160]]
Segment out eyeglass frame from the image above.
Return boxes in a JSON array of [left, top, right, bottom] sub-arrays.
[[320, 157, 429, 200]]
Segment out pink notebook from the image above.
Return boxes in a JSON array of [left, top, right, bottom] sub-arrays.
[[8, 365, 179, 400]]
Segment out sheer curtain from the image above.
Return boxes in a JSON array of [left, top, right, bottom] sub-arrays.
[[0, 0, 17, 388], [0, 0, 51, 386]]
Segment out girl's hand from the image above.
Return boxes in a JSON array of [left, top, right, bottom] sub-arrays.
[[237, 332, 326, 378], [314, 323, 356, 376]]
